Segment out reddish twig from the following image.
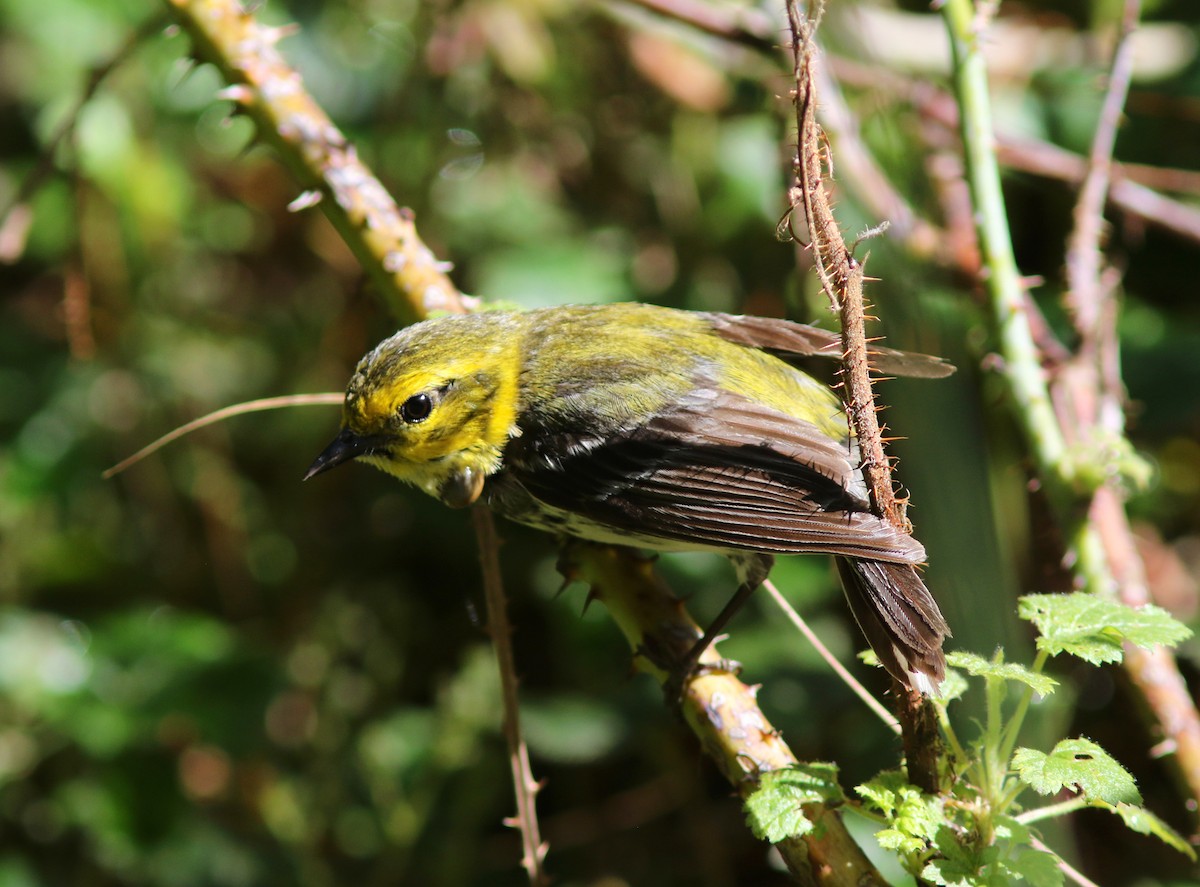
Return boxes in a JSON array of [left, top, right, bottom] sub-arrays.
[[785, 0, 939, 793], [827, 56, 1200, 248], [1050, 0, 1200, 809], [763, 579, 901, 733], [612, 3, 1200, 259], [103, 393, 345, 478], [615, 0, 776, 52], [473, 507, 550, 886], [1064, 0, 1142, 339]]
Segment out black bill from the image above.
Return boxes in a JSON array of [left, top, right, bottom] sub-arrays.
[[304, 428, 388, 480]]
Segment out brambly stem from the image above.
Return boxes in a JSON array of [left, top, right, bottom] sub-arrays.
[[166, 3, 894, 879], [939, 0, 1073, 494], [941, 0, 1200, 809], [166, 0, 464, 326], [563, 544, 886, 886], [1015, 796, 1089, 825], [787, 0, 942, 793]]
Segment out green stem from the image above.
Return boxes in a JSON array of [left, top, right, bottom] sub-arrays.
[[983, 673, 1005, 797], [936, 702, 970, 777], [997, 649, 1051, 771], [939, 0, 1072, 491], [1014, 796, 1089, 825], [995, 779, 1027, 816]]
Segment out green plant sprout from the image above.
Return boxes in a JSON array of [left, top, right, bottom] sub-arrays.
[[744, 592, 1194, 885]]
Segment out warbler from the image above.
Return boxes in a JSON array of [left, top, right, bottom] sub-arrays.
[[306, 303, 951, 692]]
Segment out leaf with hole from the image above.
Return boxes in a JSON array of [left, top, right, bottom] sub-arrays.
[[1012, 737, 1140, 805]]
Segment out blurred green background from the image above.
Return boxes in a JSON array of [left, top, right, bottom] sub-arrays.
[[2, 0, 1199, 884]]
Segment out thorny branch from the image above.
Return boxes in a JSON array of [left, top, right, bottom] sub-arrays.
[[941, 0, 1200, 810], [616, 0, 1200, 253], [562, 544, 886, 887], [164, 2, 892, 882], [1054, 0, 1200, 809], [166, 0, 463, 327], [166, 1, 550, 880], [473, 507, 549, 885], [784, 0, 940, 794], [1064, 0, 1141, 332]]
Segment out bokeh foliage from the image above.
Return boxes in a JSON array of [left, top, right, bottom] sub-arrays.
[[1, 0, 1199, 884]]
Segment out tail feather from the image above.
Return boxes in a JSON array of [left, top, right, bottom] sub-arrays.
[[835, 557, 950, 694]]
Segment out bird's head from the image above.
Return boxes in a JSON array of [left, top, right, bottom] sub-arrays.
[[304, 313, 522, 508]]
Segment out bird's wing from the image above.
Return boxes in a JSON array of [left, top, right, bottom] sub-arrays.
[[503, 388, 925, 564], [705, 313, 955, 379]]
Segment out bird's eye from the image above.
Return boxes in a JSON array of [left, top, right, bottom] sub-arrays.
[[400, 393, 433, 424]]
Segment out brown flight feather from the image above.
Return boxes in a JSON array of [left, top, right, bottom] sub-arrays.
[[706, 313, 955, 379]]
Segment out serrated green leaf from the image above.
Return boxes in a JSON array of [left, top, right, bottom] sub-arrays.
[[946, 651, 1057, 696], [1011, 748, 1054, 794], [1007, 847, 1065, 887], [857, 770, 941, 848], [876, 827, 926, 854], [992, 814, 1032, 845], [1019, 593, 1191, 665], [743, 763, 843, 843], [921, 858, 975, 887], [1013, 738, 1140, 804], [924, 826, 995, 886], [1095, 801, 1197, 860], [856, 769, 906, 817]]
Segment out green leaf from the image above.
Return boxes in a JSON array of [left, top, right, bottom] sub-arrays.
[[1095, 801, 1197, 860], [1012, 738, 1141, 805], [924, 831, 1060, 887], [1007, 846, 1065, 887], [924, 826, 994, 886], [856, 770, 941, 852], [992, 814, 1032, 845], [1018, 593, 1191, 665], [875, 827, 925, 855], [743, 763, 843, 843], [946, 651, 1057, 696]]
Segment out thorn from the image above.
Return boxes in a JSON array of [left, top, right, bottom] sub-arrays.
[[582, 587, 601, 614], [1150, 738, 1178, 758], [262, 22, 301, 44], [216, 84, 253, 104], [287, 189, 323, 212]]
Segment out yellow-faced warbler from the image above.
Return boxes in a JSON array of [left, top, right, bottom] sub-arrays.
[[306, 303, 951, 692]]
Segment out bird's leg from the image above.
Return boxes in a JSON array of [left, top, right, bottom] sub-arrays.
[[665, 553, 773, 705]]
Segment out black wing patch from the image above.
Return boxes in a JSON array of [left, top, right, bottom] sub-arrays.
[[503, 389, 925, 564]]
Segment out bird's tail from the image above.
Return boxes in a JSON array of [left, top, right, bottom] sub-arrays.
[[835, 557, 950, 695]]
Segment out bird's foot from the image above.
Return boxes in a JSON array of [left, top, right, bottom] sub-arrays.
[[662, 638, 742, 710]]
